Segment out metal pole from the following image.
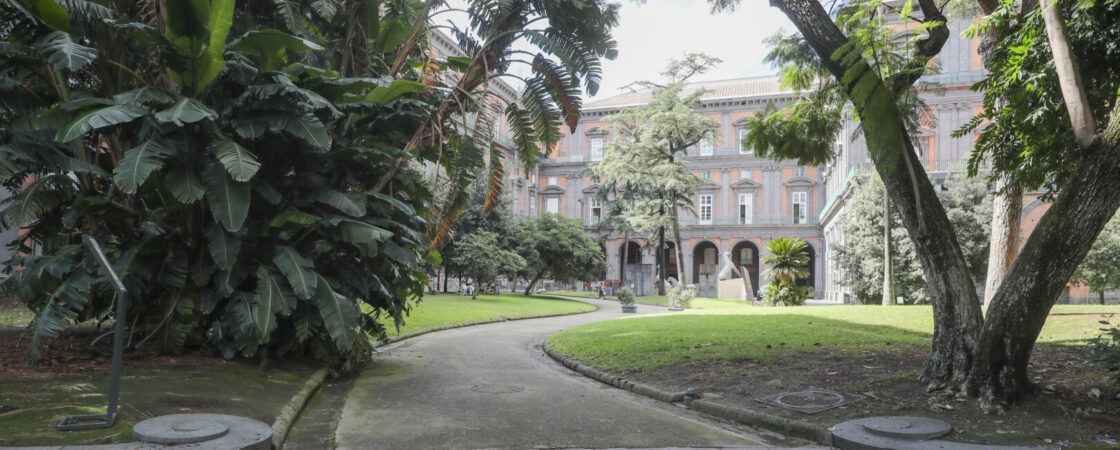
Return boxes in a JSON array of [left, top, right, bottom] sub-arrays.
[[57, 235, 126, 430]]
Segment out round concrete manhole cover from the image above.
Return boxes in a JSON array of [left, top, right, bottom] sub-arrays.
[[471, 383, 524, 394], [133, 415, 230, 444], [775, 390, 844, 409]]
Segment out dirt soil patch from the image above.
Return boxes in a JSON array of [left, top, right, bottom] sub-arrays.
[[0, 326, 318, 447], [626, 345, 1120, 448]]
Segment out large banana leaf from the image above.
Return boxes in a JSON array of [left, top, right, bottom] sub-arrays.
[[273, 245, 317, 300], [252, 266, 296, 343], [55, 104, 147, 142], [204, 222, 240, 270], [210, 140, 260, 182], [229, 30, 323, 70], [113, 139, 175, 194], [154, 97, 218, 126], [338, 220, 391, 244], [19, 0, 69, 31], [309, 189, 365, 217], [194, 0, 236, 95], [314, 274, 358, 351], [165, 166, 206, 204], [201, 163, 251, 232], [37, 31, 96, 71]]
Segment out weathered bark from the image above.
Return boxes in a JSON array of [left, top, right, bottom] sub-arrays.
[[882, 190, 894, 306], [770, 0, 984, 391], [620, 229, 630, 286], [657, 225, 666, 295], [983, 174, 1022, 307], [965, 112, 1120, 407], [1100, 291, 1106, 305]]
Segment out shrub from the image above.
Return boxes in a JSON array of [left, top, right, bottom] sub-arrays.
[[1089, 316, 1120, 382], [761, 282, 809, 306], [616, 287, 636, 306]]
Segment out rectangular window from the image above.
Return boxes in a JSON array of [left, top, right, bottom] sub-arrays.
[[547, 176, 557, 186], [738, 193, 753, 225], [530, 195, 537, 214], [701, 170, 712, 180], [589, 198, 602, 225], [590, 137, 605, 161], [738, 129, 751, 154], [699, 195, 713, 224], [739, 169, 752, 180], [795, 167, 807, 177], [546, 197, 560, 214], [699, 133, 714, 156], [792, 191, 807, 224]]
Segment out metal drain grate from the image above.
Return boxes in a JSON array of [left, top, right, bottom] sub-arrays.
[[755, 387, 864, 413]]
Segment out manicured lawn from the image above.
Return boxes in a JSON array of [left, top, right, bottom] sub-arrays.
[[540, 291, 753, 310], [0, 299, 35, 327], [381, 293, 596, 336], [548, 304, 1120, 372]]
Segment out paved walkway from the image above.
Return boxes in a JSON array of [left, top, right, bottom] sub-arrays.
[[335, 297, 810, 449]]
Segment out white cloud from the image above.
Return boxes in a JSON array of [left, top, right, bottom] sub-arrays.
[[593, 1, 794, 98]]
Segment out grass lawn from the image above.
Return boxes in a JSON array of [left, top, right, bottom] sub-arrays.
[[548, 304, 1120, 373], [1, 298, 35, 327], [380, 293, 596, 336], [541, 291, 753, 310]]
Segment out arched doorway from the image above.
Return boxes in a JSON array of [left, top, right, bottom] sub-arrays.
[[617, 240, 648, 296], [731, 240, 761, 297], [692, 241, 719, 298], [797, 242, 816, 298]]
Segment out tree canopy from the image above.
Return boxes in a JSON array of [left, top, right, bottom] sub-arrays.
[[514, 213, 607, 295]]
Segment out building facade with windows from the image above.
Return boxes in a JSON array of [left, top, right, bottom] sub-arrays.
[[536, 76, 827, 298]]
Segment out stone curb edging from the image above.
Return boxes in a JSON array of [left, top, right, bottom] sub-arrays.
[[542, 341, 832, 446], [273, 367, 329, 449], [374, 296, 599, 348]]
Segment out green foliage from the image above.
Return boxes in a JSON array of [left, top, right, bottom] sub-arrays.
[[958, 0, 1120, 192], [760, 237, 811, 306], [615, 286, 635, 306], [513, 213, 607, 292], [1089, 316, 1120, 382], [1072, 212, 1120, 303], [451, 231, 526, 295], [832, 174, 993, 304]]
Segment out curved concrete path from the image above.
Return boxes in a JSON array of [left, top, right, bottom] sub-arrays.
[[335, 297, 808, 449]]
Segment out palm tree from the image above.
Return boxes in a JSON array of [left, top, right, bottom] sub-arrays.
[[762, 238, 811, 284]]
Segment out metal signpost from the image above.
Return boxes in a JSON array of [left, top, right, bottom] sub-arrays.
[[57, 235, 127, 431]]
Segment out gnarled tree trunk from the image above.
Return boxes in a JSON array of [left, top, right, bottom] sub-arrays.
[[769, 0, 985, 391], [983, 174, 1022, 308]]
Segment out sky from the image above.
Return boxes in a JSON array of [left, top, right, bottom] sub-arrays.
[[438, 0, 795, 100], [590, 1, 794, 99]]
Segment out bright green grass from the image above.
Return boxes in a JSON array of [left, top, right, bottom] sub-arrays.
[[540, 291, 754, 310], [379, 293, 596, 336], [548, 304, 1120, 372], [0, 302, 35, 327]]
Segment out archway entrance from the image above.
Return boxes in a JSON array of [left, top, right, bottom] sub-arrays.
[[617, 240, 648, 296], [692, 241, 719, 298], [661, 241, 679, 283], [731, 240, 761, 298], [796, 242, 816, 298]]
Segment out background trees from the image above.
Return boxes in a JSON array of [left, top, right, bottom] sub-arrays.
[[0, 0, 618, 371], [834, 175, 993, 304], [1072, 212, 1120, 304], [513, 214, 607, 295], [451, 231, 525, 299], [592, 53, 720, 293]]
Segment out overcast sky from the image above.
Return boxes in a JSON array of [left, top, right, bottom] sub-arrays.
[[438, 1, 794, 99], [591, 1, 794, 98]]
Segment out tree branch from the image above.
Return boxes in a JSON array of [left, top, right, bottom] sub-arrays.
[[1039, 0, 1097, 149], [886, 0, 950, 93]]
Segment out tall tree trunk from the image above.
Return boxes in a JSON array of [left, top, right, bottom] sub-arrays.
[[1100, 291, 1106, 305], [524, 270, 546, 296], [882, 189, 895, 306], [620, 229, 630, 286], [671, 202, 687, 286], [984, 174, 1022, 307], [965, 117, 1120, 407], [770, 0, 984, 391], [657, 225, 666, 295]]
